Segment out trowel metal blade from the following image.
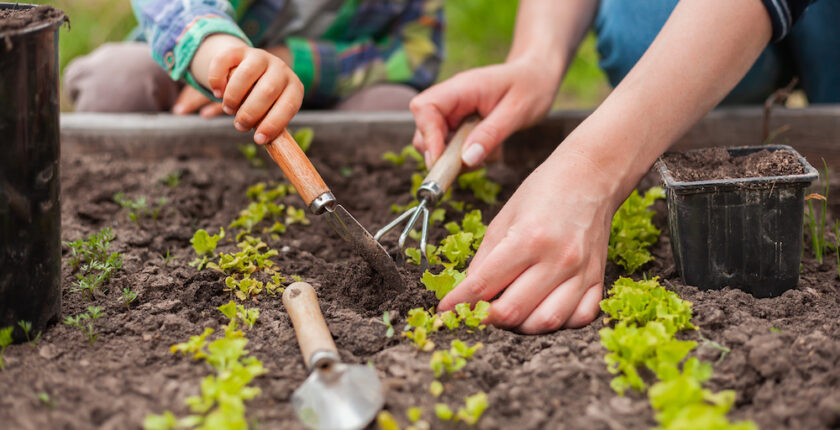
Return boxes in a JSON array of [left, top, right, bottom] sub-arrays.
[[323, 204, 404, 292], [292, 363, 384, 430]]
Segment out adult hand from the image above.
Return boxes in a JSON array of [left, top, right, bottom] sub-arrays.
[[437, 148, 616, 333], [171, 86, 224, 117], [410, 58, 560, 168]]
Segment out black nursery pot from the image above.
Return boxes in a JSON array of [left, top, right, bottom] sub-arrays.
[[657, 145, 818, 298], [0, 3, 66, 341]]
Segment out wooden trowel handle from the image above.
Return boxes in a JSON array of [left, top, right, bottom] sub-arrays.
[[264, 131, 330, 207], [282, 281, 338, 369], [423, 117, 480, 191]]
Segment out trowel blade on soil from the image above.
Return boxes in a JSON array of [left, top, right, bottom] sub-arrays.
[[323, 204, 404, 292], [292, 363, 384, 430]]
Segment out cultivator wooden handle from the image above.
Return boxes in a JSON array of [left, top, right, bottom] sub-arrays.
[[282, 281, 339, 370], [264, 130, 330, 207], [423, 117, 480, 194]]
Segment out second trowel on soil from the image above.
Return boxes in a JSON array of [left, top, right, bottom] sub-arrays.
[[262, 130, 403, 292]]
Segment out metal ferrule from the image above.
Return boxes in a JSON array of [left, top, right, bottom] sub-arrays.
[[309, 350, 340, 371], [416, 182, 443, 204], [309, 192, 336, 215]]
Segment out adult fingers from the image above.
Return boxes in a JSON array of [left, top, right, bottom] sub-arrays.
[[438, 236, 532, 312], [172, 86, 210, 115], [515, 275, 590, 334], [409, 97, 448, 165], [200, 102, 225, 118], [207, 47, 247, 98], [234, 63, 289, 132], [486, 262, 568, 328], [563, 283, 603, 329], [253, 78, 304, 145], [223, 54, 268, 121], [461, 94, 527, 168]]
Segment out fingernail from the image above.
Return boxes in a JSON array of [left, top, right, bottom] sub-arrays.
[[462, 143, 485, 167], [254, 133, 267, 144], [213, 89, 222, 98], [223, 105, 234, 115], [424, 150, 432, 167], [234, 121, 247, 132]]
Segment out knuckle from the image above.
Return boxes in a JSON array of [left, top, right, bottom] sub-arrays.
[[491, 302, 521, 328], [236, 111, 255, 126], [558, 250, 584, 270], [464, 275, 491, 299], [533, 311, 567, 333]]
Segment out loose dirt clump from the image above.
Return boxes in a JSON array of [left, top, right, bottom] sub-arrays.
[[0, 140, 837, 430], [0, 5, 65, 34]]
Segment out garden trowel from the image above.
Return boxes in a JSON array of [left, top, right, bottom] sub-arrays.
[[283, 281, 384, 430], [264, 130, 403, 292]]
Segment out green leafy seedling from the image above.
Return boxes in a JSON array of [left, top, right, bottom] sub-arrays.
[[407, 406, 422, 423], [608, 187, 665, 274], [0, 326, 12, 370], [457, 168, 501, 204], [454, 301, 490, 329], [293, 127, 315, 153], [455, 392, 488, 425], [63, 306, 103, 345], [121, 288, 139, 310], [429, 380, 444, 397], [238, 143, 265, 168], [17, 320, 40, 347], [421, 268, 465, 300], [160, 249, 176, 265], [189, 228, 225, 271], [37, 392, 56, 409], [160, 170, 181, 188], [376, 411, 400, 430], [430, 349, 466, 377], [435, 403, 454, 421], [380, 311, 395, 338]]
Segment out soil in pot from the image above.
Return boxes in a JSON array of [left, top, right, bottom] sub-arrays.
[[0, 139, 837, 430], [0, 5, 65, 33], [661, 147, 805, 182]]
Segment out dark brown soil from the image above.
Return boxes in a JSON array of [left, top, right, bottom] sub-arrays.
[[0, 5, 65, 34], [0, 141, 837, 430], [662, 147, 806, 182]]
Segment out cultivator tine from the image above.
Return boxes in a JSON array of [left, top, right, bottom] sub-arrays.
[[419, 205, 431, 272], [374, 206, 417, 242], [398, 199, 427, 251]]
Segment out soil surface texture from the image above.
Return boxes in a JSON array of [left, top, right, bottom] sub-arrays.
[[0, 139, 838, 430], [662, 147, 806, 182], [0, 5, 65, 34]]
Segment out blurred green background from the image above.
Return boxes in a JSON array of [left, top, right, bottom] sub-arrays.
[[31, 0, 610, 110]]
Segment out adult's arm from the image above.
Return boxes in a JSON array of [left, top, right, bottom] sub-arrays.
[[436, 0, 774, 333]]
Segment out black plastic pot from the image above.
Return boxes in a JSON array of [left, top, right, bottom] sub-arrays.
[[0, 3, 66, 341], [657, 145, 819, 298]]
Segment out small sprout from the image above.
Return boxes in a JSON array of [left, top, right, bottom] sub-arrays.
[[121, 288, 139, 310], [404, 326, 434, 352], [608, 187, 665, 274], [291, 275, 303, 282], [450, 339, 483, 359], [285, 206, 310, 226], [340, 166, 353, 177], [421, 268, 465, 300], [434, 404, 453, 421], [454, 301, 490, 329], [238, 143, 265, 167], [376, 410, 400, 430], [0, 326, 13, 370], [293, 127, 315, 153], [440, 311, 460, 330], [407, 407, 422, 423], [457, 168, 501, 204], [37, 392, 55, 408], [218, 300, 259, 332], [63, 306, 104, 344], [159, 170, 181, 188], [770, 327, 782, 333], [17, 320, 40, 347], [405, 246, 441, 266], [160, 249, 176, 265], [430, 350, 466, 377], [383, 145, 425, 168], [429, 381, 444, 397], [170, 328, 215, 359], [455, 392, 488, 425], [380, 311, 395, 338]]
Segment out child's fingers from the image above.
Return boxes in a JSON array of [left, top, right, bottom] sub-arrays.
[[253, 79, 304, 145], [207, 47, 246, 98], [172, 86, 210, 115], [234, 63, 289, 132], [200, 103, 225, 118], [223, 55, 268, 119]]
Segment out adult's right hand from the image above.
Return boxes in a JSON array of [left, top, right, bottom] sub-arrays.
[[410, 58, 561, 168]]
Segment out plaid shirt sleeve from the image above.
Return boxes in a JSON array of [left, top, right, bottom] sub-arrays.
[[285, 0, 444, 107], [130, 0, 254, 94], [760, 0, 818, 41]]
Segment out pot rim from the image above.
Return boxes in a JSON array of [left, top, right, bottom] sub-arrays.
[[0, 2, 66, 39]]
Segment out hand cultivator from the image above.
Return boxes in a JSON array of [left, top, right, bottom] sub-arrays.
[[375, 118, 479, 269]]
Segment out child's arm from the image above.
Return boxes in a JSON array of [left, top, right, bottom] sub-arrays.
[[280, 0, 443, 106]]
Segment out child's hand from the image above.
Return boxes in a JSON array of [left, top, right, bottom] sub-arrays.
[[171, 86, 224, 118], [190, 34, 304, 145]]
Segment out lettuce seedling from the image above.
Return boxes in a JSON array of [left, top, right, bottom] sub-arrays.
[[285, 206, 309, 225], [429, 380, 444, 397], [450, 339, 483, 359], [404, 326, 435, 352], [238, 143, 265, 168], [383, 145, 425, 168], [63, 306, 104, 344], [600, 277, 695, 336], [209, 236, 279, 276], [430, 349, 466, 377], [121, 288, 139, 310], [189, 228, 225, 271], [440, 311, 460, 330], [405, 245, 442, 266], [293, 127, 315, 153], [379, 311, 395, 338], [457, 168, 501, 204], [435, 403, 453, 421], [437, 232, 475, 269], [454, 301, 490, 329], [376, 411, 400, 430], [608, 187, 665, 274], [0, 326, 12, 370], [421, 268, 465, 300], [455, 392, 488, 425], [171, 328, 215, 360], [444, 209, 487, 249], [114, 192, 167, 224], [224, 276, 265, 301], [218, 300, 259, 331], [407, 406, 423, 423]]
